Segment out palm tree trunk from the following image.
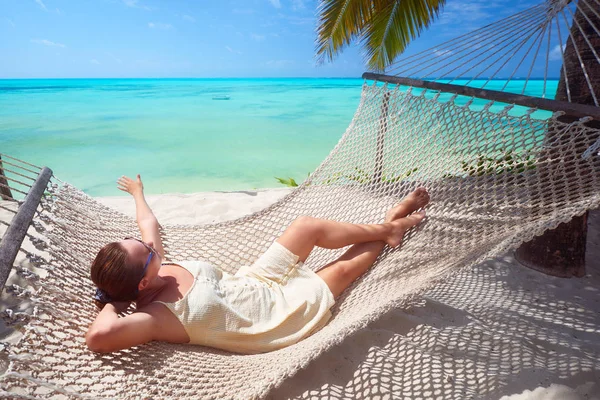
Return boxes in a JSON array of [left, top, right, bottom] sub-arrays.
[[0, 155, 13, 200], [515, 0, 600, 277]]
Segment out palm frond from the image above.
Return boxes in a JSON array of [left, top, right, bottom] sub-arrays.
[[362, 0, 446, 71], [315, 0, 381, 65]]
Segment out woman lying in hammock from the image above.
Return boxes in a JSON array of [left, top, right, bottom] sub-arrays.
[[86, 175, 429, 354]]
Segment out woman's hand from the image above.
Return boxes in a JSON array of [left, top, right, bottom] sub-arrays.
[[117, 175, 144, 197], [117, 173, 166, 257]]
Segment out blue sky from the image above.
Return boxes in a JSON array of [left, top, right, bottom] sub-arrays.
[[1, 0, 561, 78]]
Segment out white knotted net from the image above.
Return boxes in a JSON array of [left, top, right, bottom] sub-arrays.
[[1, 82, 599, 399]]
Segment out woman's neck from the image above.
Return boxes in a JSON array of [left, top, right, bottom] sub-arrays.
[[136, 276, 168, 307]]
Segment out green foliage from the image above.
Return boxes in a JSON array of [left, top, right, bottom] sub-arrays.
[[345, 167, 371, 183], [345, 167, 418, 183], [382, 167, 418, 182], [321, 172, 344, 185], [316, 0, 446, 71], [447, 151, 537, 177], [362, 0, 446, 71], [274, 177, 299, 187], [275, 167, 418, 187]]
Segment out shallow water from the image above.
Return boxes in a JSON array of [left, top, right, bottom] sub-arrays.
[[0, 78, 557, 196]]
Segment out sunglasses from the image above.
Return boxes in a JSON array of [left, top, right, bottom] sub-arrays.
[[124, 237, 155, 281]]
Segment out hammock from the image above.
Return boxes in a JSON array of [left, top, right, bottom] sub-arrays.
[[1, 0, 599, 398]]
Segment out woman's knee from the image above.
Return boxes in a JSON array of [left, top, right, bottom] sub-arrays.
[[290, 215, 319, 233], [317, 262, 354, 298]]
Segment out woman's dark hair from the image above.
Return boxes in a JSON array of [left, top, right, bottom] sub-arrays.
[[90, 242, 144, 309]]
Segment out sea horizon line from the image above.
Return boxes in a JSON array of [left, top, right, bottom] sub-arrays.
[[0, 76, 561, 81]]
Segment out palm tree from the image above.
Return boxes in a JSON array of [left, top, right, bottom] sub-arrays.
[[0, 155, 13, 200], [315, 0, 598, 277], [514, 1, 599, 277], [315, 0, 446, 72]]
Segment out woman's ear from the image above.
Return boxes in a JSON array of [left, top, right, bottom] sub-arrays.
[[138, 277, 150, 292]]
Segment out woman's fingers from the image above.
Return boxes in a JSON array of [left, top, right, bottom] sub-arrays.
[[116, 175, 142, 195], [117, 176, 133, 192]]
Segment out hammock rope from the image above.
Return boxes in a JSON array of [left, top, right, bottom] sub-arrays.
[[385, 0, 599, 107], [0, 0, 599, 398]]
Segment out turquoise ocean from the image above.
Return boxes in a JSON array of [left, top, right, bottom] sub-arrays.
[[0, 78, 557, 196]]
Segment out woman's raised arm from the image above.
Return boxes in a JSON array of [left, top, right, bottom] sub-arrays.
[[117, 175, 165, 257]]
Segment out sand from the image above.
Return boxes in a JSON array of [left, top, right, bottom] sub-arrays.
[[2, 189, 599, 399]]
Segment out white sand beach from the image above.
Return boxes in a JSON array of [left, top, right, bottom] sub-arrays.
[[1, 189, 599, 399]]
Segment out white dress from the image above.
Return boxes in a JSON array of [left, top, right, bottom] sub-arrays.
[[154, 241, 336, 354]]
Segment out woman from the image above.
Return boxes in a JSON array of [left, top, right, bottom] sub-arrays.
[[86, 175, 429, 354]]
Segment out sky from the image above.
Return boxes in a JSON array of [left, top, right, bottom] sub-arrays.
[[0, 0, 562, 78]]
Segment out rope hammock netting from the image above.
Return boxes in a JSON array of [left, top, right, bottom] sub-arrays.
[[0, 0, 599, 398]]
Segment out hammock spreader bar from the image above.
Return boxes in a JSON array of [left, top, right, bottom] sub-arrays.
[[0, 167, 52, 291], [363, 73, 600, 120]]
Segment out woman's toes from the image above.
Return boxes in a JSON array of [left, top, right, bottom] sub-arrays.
[[385, 188, 430, 223], [412, 188, 430, 209], [403, 210, 426, 228]]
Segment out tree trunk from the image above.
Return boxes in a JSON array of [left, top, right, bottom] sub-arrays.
[[0, 155, 13, 200], [515, 0, 600, 278]]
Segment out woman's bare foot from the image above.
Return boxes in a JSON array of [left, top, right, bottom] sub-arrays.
[[386, 211, 426, 248], [385, 187, 430, 223]]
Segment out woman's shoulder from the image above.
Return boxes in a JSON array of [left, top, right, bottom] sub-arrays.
[[162, 259, 214, 268], [165, 260, 222, 280]]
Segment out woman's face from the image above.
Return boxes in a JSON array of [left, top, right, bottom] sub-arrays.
[[120, 238, 162, 288]]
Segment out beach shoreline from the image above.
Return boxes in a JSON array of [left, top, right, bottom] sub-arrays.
[[95, 187, 294, 225]]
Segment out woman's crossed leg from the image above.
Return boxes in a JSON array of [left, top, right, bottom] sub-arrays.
[[276, 188, 430, 298]]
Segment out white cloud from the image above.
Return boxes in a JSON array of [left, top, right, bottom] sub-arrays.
[[123, 0, 154, 11], [251, 33, 266, 41], [292, 0, 305, 11], [225, 46, 243, 55], [31, 38, 66, 48], [55, 8, 63, 15], [438, 0, 496, 26], [106, 52, 123, 64], [148, 22, 173, 30], [183, 15, 195, 22], [6, 18, 15, 27], [549, 44, 565, 61], [35, 0, 48, 12], [90, 59, 100, 65], [268, 0, 281, 9]]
